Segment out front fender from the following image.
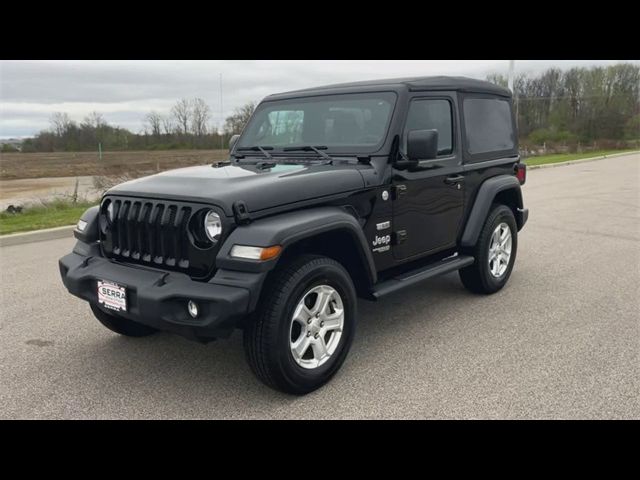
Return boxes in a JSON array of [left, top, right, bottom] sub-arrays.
[[215, 206, 377, 284]]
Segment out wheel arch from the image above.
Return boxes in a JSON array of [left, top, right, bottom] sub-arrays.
[[216, 206, 377, 298], [460, 175, 524, 248]]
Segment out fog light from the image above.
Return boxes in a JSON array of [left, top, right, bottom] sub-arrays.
[[187, 300, 199, 318]]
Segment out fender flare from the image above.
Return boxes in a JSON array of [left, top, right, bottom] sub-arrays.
[[73, 205, 100, 243], [460, 175, 523, 248], [216, 206, 377, 285]]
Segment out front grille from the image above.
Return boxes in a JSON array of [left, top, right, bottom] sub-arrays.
[[99, 196, 219, 278]]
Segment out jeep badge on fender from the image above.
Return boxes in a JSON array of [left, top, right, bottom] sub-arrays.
[[59, 76, 528, 395]]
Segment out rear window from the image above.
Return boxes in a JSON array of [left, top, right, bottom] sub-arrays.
[[463, 97, 515, 157]]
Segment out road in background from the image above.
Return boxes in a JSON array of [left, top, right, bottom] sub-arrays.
[[1, 154, 638, 419], [0, 176, 96, 210]]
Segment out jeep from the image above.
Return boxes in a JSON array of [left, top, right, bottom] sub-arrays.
[[59, 76, 528, 394]]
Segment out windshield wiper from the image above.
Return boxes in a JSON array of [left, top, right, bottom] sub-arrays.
[[283, 145, 332, 161], [236, 146, 273, 159]]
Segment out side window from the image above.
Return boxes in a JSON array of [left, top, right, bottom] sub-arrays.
[[403, 99, 453, 156], [463, 97, 515, 156]]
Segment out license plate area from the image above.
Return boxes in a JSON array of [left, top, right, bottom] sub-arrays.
[[97, 280, 127, 312]]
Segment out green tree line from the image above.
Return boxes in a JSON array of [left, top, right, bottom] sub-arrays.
[[487, 63, 639, 147]]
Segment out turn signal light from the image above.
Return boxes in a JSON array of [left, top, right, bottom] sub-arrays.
[[230, 245, 282, 261], [259, 245, 283, 260]]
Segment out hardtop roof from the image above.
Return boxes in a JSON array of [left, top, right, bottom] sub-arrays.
[[265, 76, 511, 100]]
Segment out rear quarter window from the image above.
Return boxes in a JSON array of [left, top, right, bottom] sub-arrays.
[[463, 96, 516, 160]]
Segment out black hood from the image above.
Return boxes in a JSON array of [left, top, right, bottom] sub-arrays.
[[106, 161, 368, 216]]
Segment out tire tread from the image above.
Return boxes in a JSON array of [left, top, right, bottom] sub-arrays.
[[243, 254, 352, 394]]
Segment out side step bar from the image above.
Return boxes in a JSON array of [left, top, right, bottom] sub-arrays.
[[370, 255, 475, 299]]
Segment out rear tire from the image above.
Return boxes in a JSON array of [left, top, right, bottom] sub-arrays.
[[90, 303, 158, 337], [459, 204, 518, 294], [243, 254, 357, 395]]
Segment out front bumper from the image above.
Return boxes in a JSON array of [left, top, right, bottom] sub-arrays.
[[59, 248, 253, 342]]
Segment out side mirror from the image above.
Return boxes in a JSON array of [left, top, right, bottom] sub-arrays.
[[228, 134, 240, 151], [407, 129, 438, 161]]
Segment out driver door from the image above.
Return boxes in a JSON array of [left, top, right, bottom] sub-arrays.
[[392, 95, 465, 261]]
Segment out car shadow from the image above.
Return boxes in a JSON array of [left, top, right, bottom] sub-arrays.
[[81, 272, 476, 411]]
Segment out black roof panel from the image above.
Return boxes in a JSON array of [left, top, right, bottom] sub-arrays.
[[266, 75, 511, 100]]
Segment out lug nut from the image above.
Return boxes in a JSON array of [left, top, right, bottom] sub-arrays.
[[320, 321, 324, 327], [187, 300, 199, 318], [306, 332, 311, 337], [307, 319, 312, 324], [314, 333, 319, 339]]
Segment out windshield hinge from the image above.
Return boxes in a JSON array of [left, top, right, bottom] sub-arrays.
[[393, 230, 408, 245], [233, 201, 252, 225], [393, 184, 407, 199]]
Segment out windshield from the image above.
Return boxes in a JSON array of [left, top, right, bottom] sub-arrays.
[[236, 92, 397, 154]]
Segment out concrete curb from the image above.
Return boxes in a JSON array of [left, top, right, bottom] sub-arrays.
[[527, 150, 639, 170], [0, 225, 75, 247]]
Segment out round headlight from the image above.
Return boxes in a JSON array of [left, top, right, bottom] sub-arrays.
[[204, 210, 222, 243]]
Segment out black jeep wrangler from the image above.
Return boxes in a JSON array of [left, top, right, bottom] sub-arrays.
[[59, 76, 528, 394]]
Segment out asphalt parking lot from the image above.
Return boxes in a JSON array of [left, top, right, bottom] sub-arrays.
[[1, 154, 638, 419]]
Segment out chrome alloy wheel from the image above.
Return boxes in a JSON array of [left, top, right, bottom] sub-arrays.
[[488, 222, 512, 278], [289, 285, 344, 369]]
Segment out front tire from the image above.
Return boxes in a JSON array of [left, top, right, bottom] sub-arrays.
[[90, 303, 158, 337], [243, 254, 357, 395], [459, 204, 518, 294]]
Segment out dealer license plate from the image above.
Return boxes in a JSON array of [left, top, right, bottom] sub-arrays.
[[97, 280, 127, 312]]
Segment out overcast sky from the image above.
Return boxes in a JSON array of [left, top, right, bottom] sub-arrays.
[[1, 60, 637, 139]]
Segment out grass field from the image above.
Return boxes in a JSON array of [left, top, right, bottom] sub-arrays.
[[523, 149, 637, 166], [0, 199, 97, 235], [0, 149, 228, 180]]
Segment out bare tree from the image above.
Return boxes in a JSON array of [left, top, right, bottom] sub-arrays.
[[50, 112, 73, 137], [224, 101, 257, 135], [191, 98, 210, 137], [144, 111, 163, 137], [161, 116, 175, 135], [171, 98, 191, 135], [83, 111, 106, 128]]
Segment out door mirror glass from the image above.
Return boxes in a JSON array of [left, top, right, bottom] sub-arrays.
[[407, 129, 438, 161]]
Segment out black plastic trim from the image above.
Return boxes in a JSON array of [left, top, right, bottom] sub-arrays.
[[59, 249, 256, 341], [216, 206, 377, 285], [73, 206, 99, 243], [371, 255, 474, 298], [460, 175, 523, 247]]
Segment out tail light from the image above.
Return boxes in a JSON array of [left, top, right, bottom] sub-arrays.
[[515, 163, 526, 185]]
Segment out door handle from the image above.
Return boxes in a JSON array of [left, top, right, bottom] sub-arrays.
[[444, 175, 464, 185]]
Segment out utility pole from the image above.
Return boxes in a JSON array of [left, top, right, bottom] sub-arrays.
[[508, 60, 519, 130], [220, 72, 224, 150], [508, 60, 515, 93]]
